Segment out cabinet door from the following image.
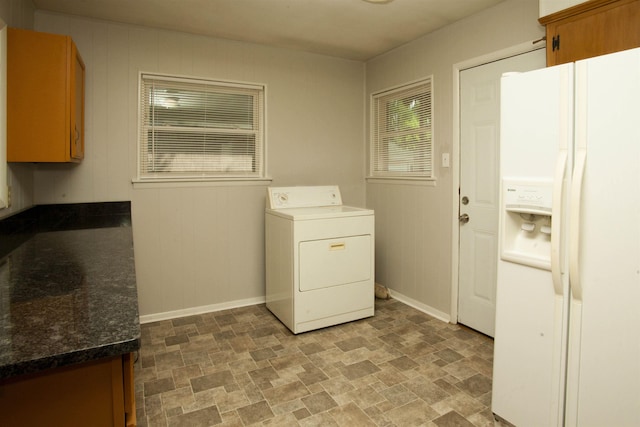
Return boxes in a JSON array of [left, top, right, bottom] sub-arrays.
[[7, 28, 85, 162], [543, 0, 640, 66], [0, 356, 128, 426], [70, 43, 85, 160]]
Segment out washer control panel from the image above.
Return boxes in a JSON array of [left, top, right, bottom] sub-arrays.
[[267, 186, 342, 209]]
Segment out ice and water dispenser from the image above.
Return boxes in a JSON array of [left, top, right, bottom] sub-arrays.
[[500, 179, 553, 270]]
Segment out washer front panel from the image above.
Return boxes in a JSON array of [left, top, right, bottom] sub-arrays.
[[265, 207, 375, 334]]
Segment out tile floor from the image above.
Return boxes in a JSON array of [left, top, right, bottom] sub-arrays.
[[135, 298, 495, 426]]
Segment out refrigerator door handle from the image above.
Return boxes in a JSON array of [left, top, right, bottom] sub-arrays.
[[551, 149, 567, 296], [569, 148, 587, 302]]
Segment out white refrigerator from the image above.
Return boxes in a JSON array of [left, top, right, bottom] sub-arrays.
[[492, 47, 640, 427]]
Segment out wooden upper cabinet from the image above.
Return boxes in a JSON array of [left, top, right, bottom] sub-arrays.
[[7, 28, 85, 162], [539, 0, 640, 66]]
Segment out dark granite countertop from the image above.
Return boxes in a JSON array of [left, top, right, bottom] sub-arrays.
[[0, 202, 140, 380]]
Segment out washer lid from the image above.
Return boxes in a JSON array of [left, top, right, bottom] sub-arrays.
[[266, 205, 374, 220], [267, 186, 342, 209]]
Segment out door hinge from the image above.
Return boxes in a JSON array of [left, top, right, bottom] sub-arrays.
[[552, 35, 560, 52]]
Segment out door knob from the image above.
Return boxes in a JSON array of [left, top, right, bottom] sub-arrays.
[[459, 213, 470, 224]]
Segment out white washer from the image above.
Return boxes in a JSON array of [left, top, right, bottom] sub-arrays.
[[265, 186, 375, 334]]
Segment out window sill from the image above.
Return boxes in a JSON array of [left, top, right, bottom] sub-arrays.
[[132, 177, 273, 189], [366, 177, 437, 187]]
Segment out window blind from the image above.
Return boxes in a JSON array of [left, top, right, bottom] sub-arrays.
[[139, 74, 265, 179], [371, 78, 433, 178]]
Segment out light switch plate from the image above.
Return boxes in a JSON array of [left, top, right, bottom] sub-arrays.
[[442, 153, 450, 168]]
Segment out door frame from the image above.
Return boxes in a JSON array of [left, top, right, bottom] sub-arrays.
[[450, 39, 546, 325]]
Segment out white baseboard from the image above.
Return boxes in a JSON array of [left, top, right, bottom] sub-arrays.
[[139, 296, 266, 324], [139, 291, 450, 325], [387, 289, 451, 323]]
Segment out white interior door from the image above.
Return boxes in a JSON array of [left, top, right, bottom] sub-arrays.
[[458, 48, 545, 337]]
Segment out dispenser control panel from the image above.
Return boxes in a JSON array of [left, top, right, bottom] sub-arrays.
[[503, 179, 553, 215]]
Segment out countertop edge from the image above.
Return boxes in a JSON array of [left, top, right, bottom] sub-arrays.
[[0, 337, 141, 381]]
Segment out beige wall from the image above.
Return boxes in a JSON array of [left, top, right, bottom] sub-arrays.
[[34, 11, 366, 320], [365, 0, 545, 319], [3, 0, 549, 322], [539, 0, 586, 17], [0, 0, 35, 220]]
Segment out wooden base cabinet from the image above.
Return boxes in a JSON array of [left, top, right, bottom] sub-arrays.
[[7, 28, 85, 162], [0, 353, 136, 427], [540, 0, 640, 66]]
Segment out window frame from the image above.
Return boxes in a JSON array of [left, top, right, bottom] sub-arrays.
[[368, 77, 434, 181], [136, 72, 267, 182]]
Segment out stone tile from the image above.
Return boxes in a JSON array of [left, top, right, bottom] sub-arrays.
[[136, 299, 494, 427], [144, 393, 164, 417], [167, 405, 222, 426], [301, 390, 339, 414], [442, 359, 481, 381], [298, 342, 325, 355], [319, 377, 356, 397], [212, 330, 236, 342], [263, 380, 311, 406], [329, 402, 377, 426], [144, 377, 176, 397], [379, 383, 418, 406], [375, 367, 410, 386], [342, 384, 385, 408], [299, 412, 340, 427], [249, 347, 277, 362], [270, 397, 306, 416], [248, 365, 280, 389], [339, 360, 381, 380], [436, 348, 464, 364], [214, 313, 238, 327], [161, 386, 195, 411], [181, 350, 211, 367], [180, 334, 218, 353], [172, 364, 204, 388], [401, 340, 438, 358], [156, 350, 185, 372], [140, 354, 156, 369], [228, 334, 256, 353], [334, 336, 371, 352], [405, 375, 450, 405], [385, 399, 440, 426], [457, 373, 492, 398], [388, 355, 419, 371], [434, 378, 461, 395], [270, 352, 311, 370], [190, 370, 236, 393], [165, 333, 190, 347], [433, 410, 476, 427], [294, 407, 312, 420], [236, 400, 274, 425]]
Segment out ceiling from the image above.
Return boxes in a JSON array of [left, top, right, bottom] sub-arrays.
[[32, 0, 506, 61]]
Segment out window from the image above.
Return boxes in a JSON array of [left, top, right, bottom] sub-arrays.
[[370, 78, 433, 179], [138, 73, 265, 180]]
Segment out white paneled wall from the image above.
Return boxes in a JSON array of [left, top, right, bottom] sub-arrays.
[[34, 12, 366, 319], [132, 184, 268, 320], [366, 0, 544, 319]]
